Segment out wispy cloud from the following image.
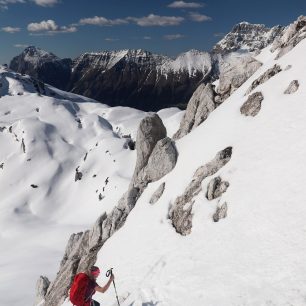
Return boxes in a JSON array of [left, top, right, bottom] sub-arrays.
[[0, 0, 58, 9], [1, 26, 21, 33], [163, 33, 185, 40], [27, 19, 77, 35], [189, 12, 212, 22], [214, 32, 225, 37], [168, 1, 204, 8], [0, 0, 24, 10], [127, 14, 184, 26], [143, 36, 151, 40], [79, 16, 128, 26], [105, 37, 119, 41], [33, 0, 58, 7], [14, 43, 29, 48]]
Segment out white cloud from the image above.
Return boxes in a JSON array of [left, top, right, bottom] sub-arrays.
[[27, 20, 77, 35], [1, 26, 21, 33], [0, 0, 24, 10], [163, 33, 185, 40], [127, 14, 184, 26], [189, 12, 212, 22], [14, 44, 29, 48], [79, 16, 128, 26], [33, 0, 58, 6], [168, 1, 204, 8], [143, 36, 151, 40]]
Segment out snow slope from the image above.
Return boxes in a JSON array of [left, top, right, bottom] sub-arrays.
[[0, 68, 182, 306], [61, 38, 306, 305]]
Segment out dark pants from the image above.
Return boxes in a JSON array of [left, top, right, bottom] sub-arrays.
[[91, 300, 100, 306]]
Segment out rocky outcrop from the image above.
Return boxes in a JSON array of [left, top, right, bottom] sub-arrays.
[[216, 55, 262, 101], [34, 276, 50, 306], [213, 202, 228, 222], [245, 64, 282, 95], [173, 83, 216, 140], [284, 80, 299, 94], [206, 176, 229, 200], [272, 16, 306, 59], [39, 114, 177, 306], [240, 92, 264, 117], [169, 147, 232, 235], [149, 182, 166, 205]]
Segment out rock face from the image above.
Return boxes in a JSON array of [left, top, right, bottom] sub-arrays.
[[216, 55, 262, 100], [272, 16, 306, 59], [213, 202, 228, 222], [149, 182, 166, 205], [240, 92, 264, 117], [245, 64, 282, 95], [213, 22, 284, 54], [284, 80, 299, 94], [173, 83, 216, 140], [35, 276, 50, 306], [169, 147, 232, 235], [206, 176, 229, 200], [38, 114, 177, 306]]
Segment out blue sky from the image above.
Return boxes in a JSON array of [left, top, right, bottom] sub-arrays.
[[0, 0, 305, 63]]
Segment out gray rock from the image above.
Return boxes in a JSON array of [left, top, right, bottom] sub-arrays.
[[169, 147, 232, 235], [34, 276, 50, 306], [284, 80, 299, 94], [284, 65, 292, 71], [137, 137, 178, 184], [217, 55, 262, 100], [273, 16, 306, 59], [40, 114, 176, 306], [245, 64, 282, 95], [133, 114, 166, 178], [149, 182, 166, 205], [173, 83, 216, 140], [213, 202, 228, 222], [240, 92, 264, 117], [206, 176, 229, 200]]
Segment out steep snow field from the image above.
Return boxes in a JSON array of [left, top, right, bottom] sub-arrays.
[[63, 40, 306, 305], [0, 68, 182, 306]]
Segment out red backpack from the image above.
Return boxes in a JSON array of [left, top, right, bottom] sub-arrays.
[[69, 273, 90, 306]]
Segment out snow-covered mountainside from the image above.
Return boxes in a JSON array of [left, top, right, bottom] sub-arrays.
[[2, 15, 306, 306], [0, 66, 183, 306]]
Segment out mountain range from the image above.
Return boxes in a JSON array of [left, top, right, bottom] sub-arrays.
[[9, 21, 284, 111]]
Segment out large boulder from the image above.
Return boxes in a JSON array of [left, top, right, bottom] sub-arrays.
[[240, 92, 264, 117], [284, 80, 299, 94]]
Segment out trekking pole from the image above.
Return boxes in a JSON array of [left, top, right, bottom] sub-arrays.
[[106, 268, 120, 306]]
